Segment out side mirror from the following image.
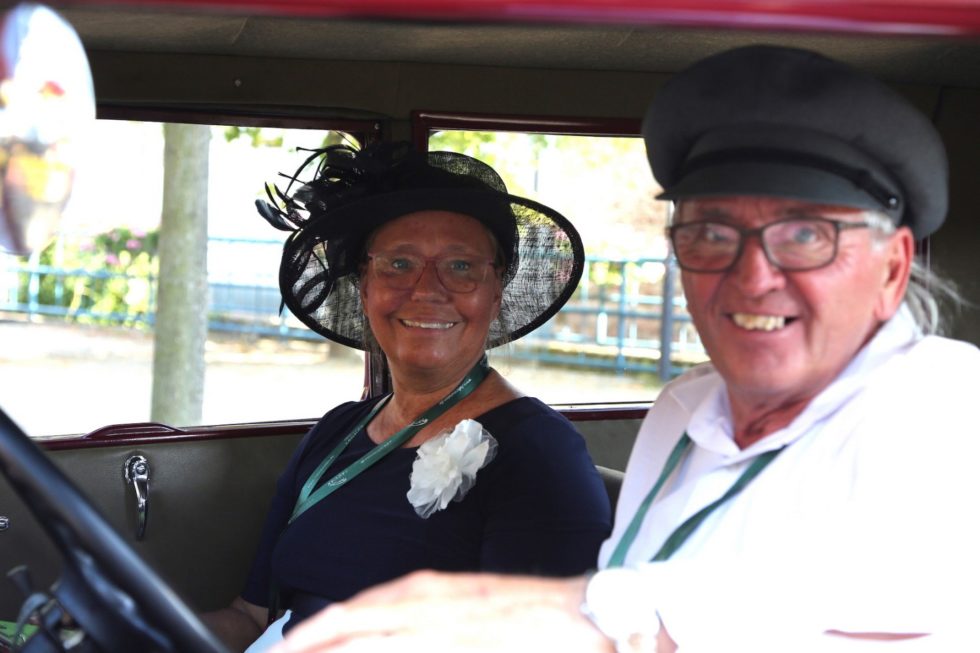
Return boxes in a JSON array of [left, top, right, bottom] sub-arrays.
[[0, 3, 95, 256]]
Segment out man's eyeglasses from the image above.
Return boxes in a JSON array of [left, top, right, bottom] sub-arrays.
[[366, 252, 498, 293], [667, 217, 873, 273]]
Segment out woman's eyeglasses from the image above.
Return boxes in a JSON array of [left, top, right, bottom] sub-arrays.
[[667, 217, 873, 273], [366, 252, 498, 293]]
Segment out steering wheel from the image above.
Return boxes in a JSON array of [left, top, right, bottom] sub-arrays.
[[0, 407, 229, 653]]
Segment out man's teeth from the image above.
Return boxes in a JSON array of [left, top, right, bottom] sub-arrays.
[[402, 319, 454, 329], [732, 313, 786, 331]]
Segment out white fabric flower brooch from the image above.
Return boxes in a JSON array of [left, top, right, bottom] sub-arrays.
[[406, 419, 498, 518]]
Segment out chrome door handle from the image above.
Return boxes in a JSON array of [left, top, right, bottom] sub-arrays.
[[123, 455, 149, 540]]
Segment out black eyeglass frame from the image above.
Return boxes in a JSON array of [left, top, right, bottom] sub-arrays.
[[666, 217, 874, 273]]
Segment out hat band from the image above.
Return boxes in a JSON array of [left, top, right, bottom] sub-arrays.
[[679, 147, 900, 212]]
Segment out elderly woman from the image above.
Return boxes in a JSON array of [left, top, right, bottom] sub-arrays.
[[204, 142, 612, 651]]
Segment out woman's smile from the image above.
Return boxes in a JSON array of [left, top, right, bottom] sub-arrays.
[[399, 319, 458, 330]]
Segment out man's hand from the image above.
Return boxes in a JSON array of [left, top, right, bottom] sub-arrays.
[[268, 570, 615, 652]]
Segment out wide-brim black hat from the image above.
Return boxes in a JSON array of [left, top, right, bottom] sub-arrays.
[[644, 45, 948, 239], [257, 142, 584, 350]]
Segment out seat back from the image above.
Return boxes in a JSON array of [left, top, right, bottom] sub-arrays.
[[595, 464, 624, 513]]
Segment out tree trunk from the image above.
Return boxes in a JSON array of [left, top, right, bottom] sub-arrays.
[[151, 123, 210, 426]]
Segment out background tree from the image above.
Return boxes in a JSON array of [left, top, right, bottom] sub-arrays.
[[151, 123, 210, 425]]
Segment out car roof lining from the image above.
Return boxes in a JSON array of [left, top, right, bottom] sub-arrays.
[[61, 8, 980, 89]]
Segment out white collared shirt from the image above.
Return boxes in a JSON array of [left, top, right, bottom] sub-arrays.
[[598, 306, 980, 650]]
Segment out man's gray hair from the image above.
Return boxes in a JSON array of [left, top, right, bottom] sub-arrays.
[[865, 211, 964, 336]]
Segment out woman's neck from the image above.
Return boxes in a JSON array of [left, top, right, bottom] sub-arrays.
[[367, 357, 509, 446], [386, 358, 484, 414], [385, 382, 463, 427]]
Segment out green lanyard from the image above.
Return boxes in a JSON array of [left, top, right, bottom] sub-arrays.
[[607, 433, 785, 567], [288, 356, 490, 525]]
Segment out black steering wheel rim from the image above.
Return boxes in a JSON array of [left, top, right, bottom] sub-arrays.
[[0, 408, 229, 653]]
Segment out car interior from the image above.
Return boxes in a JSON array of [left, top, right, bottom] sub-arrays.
[[1, 1, 980, 650]]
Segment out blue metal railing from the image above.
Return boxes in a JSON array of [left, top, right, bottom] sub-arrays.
[[0, 237, 705, 380]]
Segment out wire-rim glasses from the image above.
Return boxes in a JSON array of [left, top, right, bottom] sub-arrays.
[[366, 252, 498, 293], [667, 217, 873, 273]]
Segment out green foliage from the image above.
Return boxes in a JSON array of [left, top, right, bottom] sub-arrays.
[[224, 127, 351, 149], [223, 126, 284, 147], [19, 227, 160, 327], [429, 130, 497, 155]]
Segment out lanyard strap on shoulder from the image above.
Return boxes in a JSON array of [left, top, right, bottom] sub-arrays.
[[606, 434, 692, 567], [289, 356, 490, 524], [650, 445, 782, 561], [607, 433, 785, 567]]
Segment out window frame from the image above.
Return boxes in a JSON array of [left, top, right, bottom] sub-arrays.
[[20, 105, 656, 445]]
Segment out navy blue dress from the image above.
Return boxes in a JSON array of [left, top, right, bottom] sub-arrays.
[[242, 396, 611, 629]]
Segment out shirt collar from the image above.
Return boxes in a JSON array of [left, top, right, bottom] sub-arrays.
[[682, 305, 921, 459]]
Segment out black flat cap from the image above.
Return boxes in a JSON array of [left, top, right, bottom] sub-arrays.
[[644, 45, 948, 239]]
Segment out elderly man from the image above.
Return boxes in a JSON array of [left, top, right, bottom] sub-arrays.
[[269, 45, 979, 652]]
